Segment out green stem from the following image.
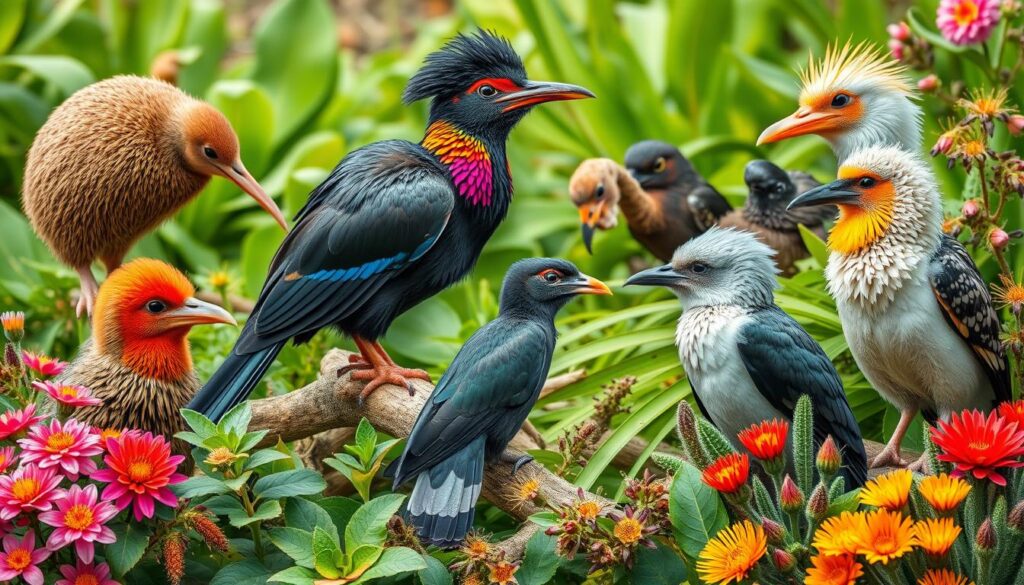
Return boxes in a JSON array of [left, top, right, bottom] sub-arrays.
[[239, 488, 264, 560]]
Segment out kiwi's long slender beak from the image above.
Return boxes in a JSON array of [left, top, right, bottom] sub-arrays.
[[225, 160, 289, 231]]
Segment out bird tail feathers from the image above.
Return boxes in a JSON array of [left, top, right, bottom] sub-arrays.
[[186, 344, 283, 423], [406, 436, 485, 548]]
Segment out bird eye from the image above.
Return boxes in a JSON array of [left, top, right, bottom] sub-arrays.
[[653, 157, 667, 173], [831, 93, 852, 108], [595, 184, 605, 199], [773, 184, 786, 194], [477, 84, 497, 98], [203, 146, 218, 160], [146, 300, 167, 313], [539, 269, 562, 283], [858, 177, 876, 188], [691, 263, 708, 274]]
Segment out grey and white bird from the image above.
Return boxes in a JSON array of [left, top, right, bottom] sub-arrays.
[[787, 145, 1010, 469], [624, 227, 867, 487]]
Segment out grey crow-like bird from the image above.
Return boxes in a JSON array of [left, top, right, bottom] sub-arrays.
[[625, 227, 867, 487]]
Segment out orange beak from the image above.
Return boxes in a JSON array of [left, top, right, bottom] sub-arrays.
[[222, 160, 289, 231], [579, 201, 607, 254], [157, 297, 237, 331], [757, 107, 842, 145], [574, 274, 613, 296]]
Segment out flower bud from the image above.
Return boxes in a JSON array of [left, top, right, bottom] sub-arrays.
[[932, 132, 956, 156], [962, 199, 981, 218], [1008, 114, 1024, 136], [163, 532, 187, 585], [888, 39, 904, 61], [976, 518, 996, 551], [990, 228, 1010, 250], [1009, 501, 1024, 533], [0, 312, 24, 344], [772, 548, 797, 572], [190, 513, 229, 553], [917, 74, 939, 92], [761, 518, 786, 545], [780, 475, 804, 513], [807, 483, 829, 522], [676, 401, 710, 469], [887, 22, 911, 41], [816, 436, 842, 478]]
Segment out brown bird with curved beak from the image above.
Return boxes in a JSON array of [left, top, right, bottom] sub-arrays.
[[63, 258, 236, 456], [23, 75, 288, 317]]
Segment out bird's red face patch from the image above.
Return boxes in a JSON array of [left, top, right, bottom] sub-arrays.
[[537, 269, 564, 282], [466, 78, 520, 95]]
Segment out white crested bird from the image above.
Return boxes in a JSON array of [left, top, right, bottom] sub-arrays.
[[787, 146, 1010, 469], [624, 227, 867, 487], [757, 42, 922, 163]]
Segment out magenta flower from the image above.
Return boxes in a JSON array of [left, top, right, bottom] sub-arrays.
[[938, 0, 1001, 45], [92, 431, 186, 520], [39, 484, 117, 563], [56, 560, 120, 585], [20, 351, 67, 377], [0, 447, 16, 475], [19, 418, 102, 480], [0, 530, 49, 585], [32, 381, 102, 408], [0, 465, 64, 519], [0, 405, 42, 441]]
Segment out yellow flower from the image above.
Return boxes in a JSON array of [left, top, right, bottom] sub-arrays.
[[812, 512, 868, 556], [962, 87, 1011, 118], [208, 270, 231, 289], [613, 517, 642, 545], [461, 534, 491, 561], [961, 139, 987, 158], [204, 447, 242, 468], [859, 469, 912, 510], [853, 509, 918, 565], [993, 274, 1024, 312], [805, 553, 863, 585], [913, 517, 961, 557], [696, 520, 766, 585], [487, 560, 518, 585], [918, 569, 974, 585], [918, 473, 971, 513], [576, 499, 601, 520], [508, 477, 540, 509]]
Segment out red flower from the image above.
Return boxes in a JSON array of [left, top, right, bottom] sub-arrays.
[[91, 431, 186, 520], [737, 419, 789, 461], [999, 400, 1024, 427], [701, 453, 750, 494], [931, 409, 1024, 486]]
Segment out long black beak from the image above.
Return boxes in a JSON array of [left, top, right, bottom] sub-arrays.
[[495, 80, 595, 112], [624, 264, 684, 288], [581, 223, 595, 254], [561, 273, 612, 296], [787, 178, 861, 210]]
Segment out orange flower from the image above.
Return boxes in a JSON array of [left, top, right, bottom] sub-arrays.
[[696, 521, 766, 585], [999, 399, 1024, 427], [913, 518, 961, 557], [701, 453, 749, 494], [931, 409, 1024, 486], [859, 469, 912, 510], [918, 569, 974, 585], [813, 512, 868, 556], [853, 509, 918, 565], [918, 473, 971, 513], [805, 553, 863, 585], [737, 419, 789, 461], [487, 560, 519, 585]]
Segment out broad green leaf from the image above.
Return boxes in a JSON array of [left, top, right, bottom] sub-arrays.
[[172, 475, 230, 499], [0, 0, 28, 54], [254, 469, 327, 500], [104, 523, 149, 578], [268, 566, 318, 585], [0, 55, 94, 97], [210, 560, 273, 585], [345, 544, 383, 579], [217, 402, 254, 441], [515, 532, 562, 585], [229, 499, 282, 527], [353, 547, 426, 583], [344, 493, 405, 551], [319, 496, 362, 535], [247, 449, 292, 470], [180, 409, 220, 438], [313, 526, 343, 579], [417, 554, 453, 585], [629, 541, 688, 585], [798, 224, 830, 267], [268, 527, 314, 568], [284, 498, 338, 543], [669, 461, 729, 559]]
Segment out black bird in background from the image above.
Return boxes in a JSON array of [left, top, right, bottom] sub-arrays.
[[188, 32, 594, 421], [386, 258, 611, 547]]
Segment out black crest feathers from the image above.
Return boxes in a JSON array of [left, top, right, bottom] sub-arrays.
[[403, 30, 526, 104]]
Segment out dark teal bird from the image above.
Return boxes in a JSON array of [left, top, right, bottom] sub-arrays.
[[386, 258, 611, 547], [187, 32, 594, 421]]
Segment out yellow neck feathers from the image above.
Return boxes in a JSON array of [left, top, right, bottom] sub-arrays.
[[828, 197, 895, 255]]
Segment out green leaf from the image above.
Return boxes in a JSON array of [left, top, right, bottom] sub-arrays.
[[344, 493, 405, 551], [0, 55, 93, 98], [254, 469, 327, 500], [319, 496, 362, 535], [211, 559, 273, 585], [268, 527, 314, 568], [827, 488, 862, 516], [0, 0, 27, 54], [173, 475, 230, 499], [353, 547, 426, 583], [312, 526, 343, 579], [218, 402, 254, 441], [793, 395, 814, 496], [246, 448, 292, 470], [629, 541, 688, 585], [515, 532, 562, 585], [798, 224, 830, 267], [417, 554, 453, 585], [229, 499, 282, 528], [669, 461, 729, 559], [104, 523, 149, 578], [202, 494, 247, 516], [284, 498, 338, 543], [345, 544, 383, 577], [268, 566, 318, 585]]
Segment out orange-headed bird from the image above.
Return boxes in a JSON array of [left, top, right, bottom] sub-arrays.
[[62, 258, 235, 454], [23, 76, 288, 317]]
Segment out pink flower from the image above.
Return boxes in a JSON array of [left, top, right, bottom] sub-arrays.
[[0, 465, 64, 519], [32, 381, 102, 408], [0, 530, 49, 585], [39, 484, 117, 563], [18, 418, 102, 480], [92, 431, 186, 520], [887, 21, 911, 41], [1008, 114, 1024, 135], [888, 39, 905, 60], [938, 0, 1001, 45], [0, 405, 42, 441], [20, 351, 67, 377], [963, 199, 981, 218], [57, 560, 120, 585], [990, 227, 1010, 250], [918, 74, 940, 92], [0, 447, 16, 475]]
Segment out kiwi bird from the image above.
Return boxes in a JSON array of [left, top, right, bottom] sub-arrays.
[[386, 258, 611, 546], [61, 258, 236, 455], [715, 160, 833, 275], [186, 32, 594, 422], [788, 146, 1009, 470], [625, 227, 867, 488], [569, 141, 731, 261], [23, 75, 287, 317]]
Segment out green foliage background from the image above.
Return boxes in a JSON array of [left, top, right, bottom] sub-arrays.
[[0, 0, 1019, 516]]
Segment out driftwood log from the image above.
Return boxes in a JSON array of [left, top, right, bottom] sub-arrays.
[[246, 349, 899, 560]]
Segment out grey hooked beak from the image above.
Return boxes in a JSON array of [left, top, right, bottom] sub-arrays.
[[787, 178, 861, 210], [581, 223, 596, 254], [158, 297, 237, 331], [624, 264, 684, 288], [494, 80, 595, 112]]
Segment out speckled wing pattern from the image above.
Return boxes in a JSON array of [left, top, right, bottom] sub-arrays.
[[930, 234, 1011, 405], [422, 120, 493, 206]]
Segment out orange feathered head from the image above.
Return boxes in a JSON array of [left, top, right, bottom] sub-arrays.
[[93, 258, 236, 381]]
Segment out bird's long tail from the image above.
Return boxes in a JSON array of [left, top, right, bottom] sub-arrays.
[[839, 438, 868, 490], [406, 436, 485, 548], [186, 343, 284, 422]]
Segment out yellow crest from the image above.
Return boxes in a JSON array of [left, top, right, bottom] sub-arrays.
[[799, 41, 914, 100]]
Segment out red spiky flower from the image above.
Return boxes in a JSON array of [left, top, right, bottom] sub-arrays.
[[737, 418, 789, 461], [701, 453, 750, 494], [930, 409, 1024, 486], [91, 431, 186, 521]]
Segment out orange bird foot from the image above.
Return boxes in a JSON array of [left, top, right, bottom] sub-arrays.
[[869, 445, 907, 469], [349, 364, 431, 404]]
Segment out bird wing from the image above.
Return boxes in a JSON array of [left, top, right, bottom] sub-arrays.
[[736, 307, 866, 485], [237, 142, 454, 352], [930, 234, 1011, 405], [391, 321, 552, 486], [686, 184, 732, 232]]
